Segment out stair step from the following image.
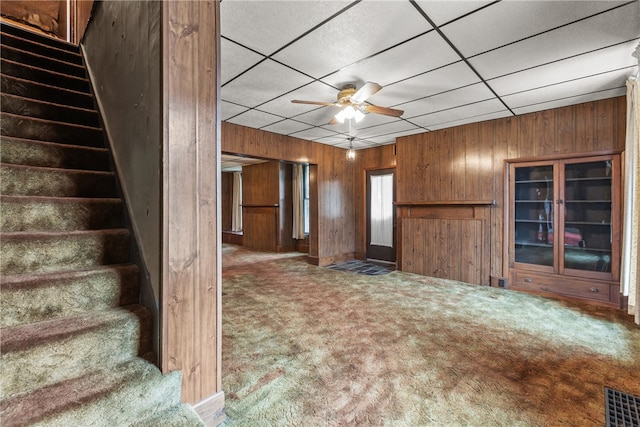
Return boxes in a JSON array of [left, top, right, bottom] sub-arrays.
[[1, 21, 81, 54], [1, 59, 90, 93], [0, 264, 139, 328], [0, 195, 123, 231], [1, 112, 102, 146], [0, 31, 83, 65], [0, 229, 130, 275], [1, 74, 94, 109], [0, 163, 116, 197], [0, 136, 110, 170], [0, 357, 183, 427], [1, 307, 151, 401], [1, 44, 86, 78], [1, 93, 100, 127]]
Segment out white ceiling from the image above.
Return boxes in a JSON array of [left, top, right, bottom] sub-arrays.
[[221, 0, 639, 151]]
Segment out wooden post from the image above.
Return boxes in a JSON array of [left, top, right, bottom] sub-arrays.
[[161, 0, 223, 423]]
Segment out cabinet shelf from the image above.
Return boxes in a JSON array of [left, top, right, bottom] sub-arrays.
[[565, 177, 611, 182]]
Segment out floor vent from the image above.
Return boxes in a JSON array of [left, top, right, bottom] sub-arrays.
[[605, 387, 640, 427]]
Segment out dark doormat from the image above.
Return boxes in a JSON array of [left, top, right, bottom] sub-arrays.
[[605, 387, 640, 427], [326, 260, 395, 275]]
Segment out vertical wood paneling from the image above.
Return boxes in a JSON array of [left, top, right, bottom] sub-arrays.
[[451, 126, 466, 199], [575, 102, 595, 152], [396, 97, 624, 285], [464, 124, 480, 200], [161, 0, 221, 408], [438, 130, 453, 200], [534, 110, 555, 156], [554, 105, 575, 154]]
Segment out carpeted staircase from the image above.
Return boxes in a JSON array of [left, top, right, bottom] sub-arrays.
[[0, 21, 204, 426]]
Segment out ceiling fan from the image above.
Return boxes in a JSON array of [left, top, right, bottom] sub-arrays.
[[291, 82, 404, 124]]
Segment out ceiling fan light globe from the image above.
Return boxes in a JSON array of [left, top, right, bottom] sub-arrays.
[[343, 105, 356, 120], [354, 109, 365, 123], [335, 109, 347, 123]]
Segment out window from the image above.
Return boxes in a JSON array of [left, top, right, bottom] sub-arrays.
[[303, 164, 310, 235]]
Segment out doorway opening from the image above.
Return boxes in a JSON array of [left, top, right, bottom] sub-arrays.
[[366, 168, 396, 263]]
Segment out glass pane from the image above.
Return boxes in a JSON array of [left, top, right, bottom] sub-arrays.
[[514, 165, 554, 266], [370, 174, 394, 247], [563, 160, 612, 272]]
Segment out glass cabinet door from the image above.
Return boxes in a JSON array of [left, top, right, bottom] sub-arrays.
[[563, 160, 613, 273], [513, 164, 554, 267]]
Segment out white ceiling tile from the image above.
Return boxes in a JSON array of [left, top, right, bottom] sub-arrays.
[[221, 59, 313, 107], [221, 101, 249, 121], [400, 83, 496, 119], [489, 39, 640, 96], [372, 61, 481, 108], [261, 119, 313, 135], [353, 120, 419, 139], [502, 67, 634, 109], [442, 1, 630, 57], [414, 1, 494, 26], [227, 109, 283, 129], [366, 128, 424, 145], [409, 98, 507, 128], [469, 3, 640, 79], [428, 110, 512, 131], [291, 106, 338, 127], [289, 127, 338, 142], [272, 1, 431, 78], [321, 31, 460, 88], [511, 87, 627, 115], [259, 81, 339, 118], [331, 138, 378, 149], [221, 38, 264, 85], [221, 0, 351, 55]]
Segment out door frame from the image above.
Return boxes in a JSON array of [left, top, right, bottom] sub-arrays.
[[366, 167, 396, 263]]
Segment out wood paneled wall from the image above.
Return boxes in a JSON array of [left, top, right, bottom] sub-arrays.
[[161, 1, 222, 422], [222, 122, 355, 265], [396, 96, 626, 284]]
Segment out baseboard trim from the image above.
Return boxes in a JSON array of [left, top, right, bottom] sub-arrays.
[[193, 390, 226, 426], [309, 252, 355, 267]]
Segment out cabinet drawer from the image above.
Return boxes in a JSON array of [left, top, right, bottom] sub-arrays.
[[511, 271, 611, 302]]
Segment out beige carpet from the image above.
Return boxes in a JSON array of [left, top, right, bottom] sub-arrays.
[[221, 244, 640, 426]]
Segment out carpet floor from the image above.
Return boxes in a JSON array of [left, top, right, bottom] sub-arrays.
[[221, 244, 640, 427]]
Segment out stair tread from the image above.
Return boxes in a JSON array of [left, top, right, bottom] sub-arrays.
[[0, 135, 108, 154], [0, 194, 121, 204], [1, 111, 101, 131], [1, 21, 81, 53], [1, 44, 85, 76], [0, 357, 177, 427], [1, 57, 90, 83], [1, 304, 144, 350], [0, 263, 137, 287], [1, 161, 114, 176], [1, 228, 129, 239], [1, 92, 99, 115], [1, 73, 93, 99]]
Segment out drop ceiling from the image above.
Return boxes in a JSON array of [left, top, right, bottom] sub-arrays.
[[221, 0, 639, 151]]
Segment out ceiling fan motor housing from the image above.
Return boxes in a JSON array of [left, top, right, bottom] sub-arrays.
[[337, 84, 357, 104]]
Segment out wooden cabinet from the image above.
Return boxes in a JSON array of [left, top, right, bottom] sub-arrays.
[[507, 154, 621, 306]]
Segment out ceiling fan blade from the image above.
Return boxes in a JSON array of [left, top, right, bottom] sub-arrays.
[[364, 105, 404, 117], [291, 100, 335, 106], [350, 82, 382, 104], [327, 117, 340, 125]]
